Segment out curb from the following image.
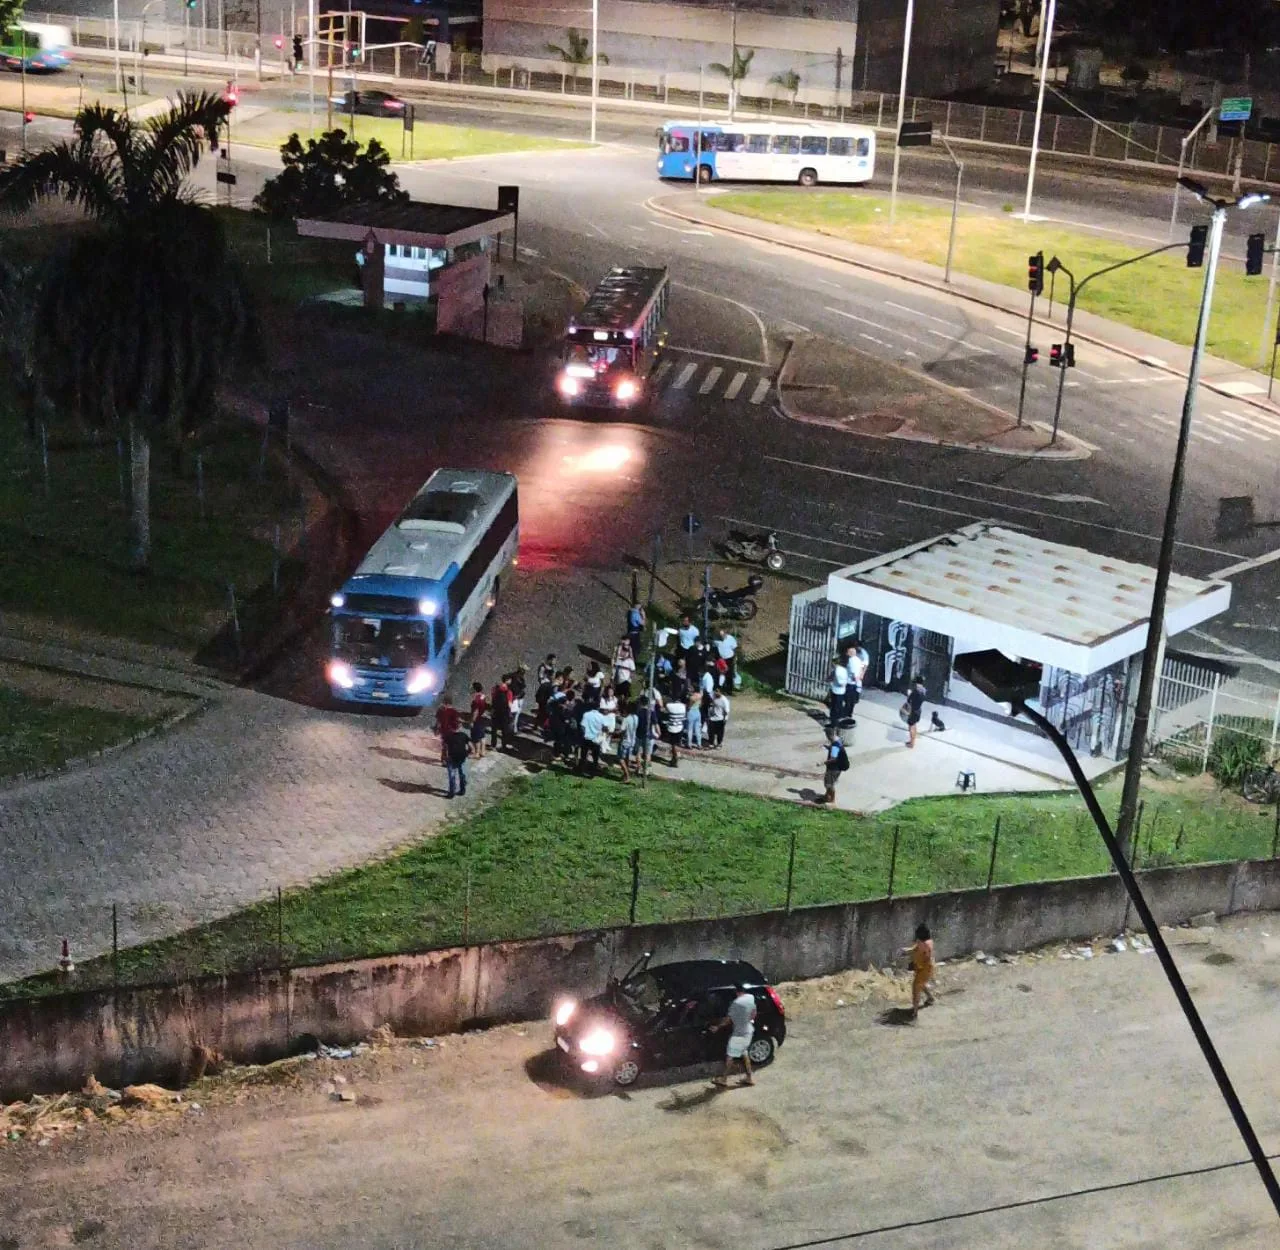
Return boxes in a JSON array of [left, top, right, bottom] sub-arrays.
[[776, 332, 1091, 460], [645, 193, 1280, 425]]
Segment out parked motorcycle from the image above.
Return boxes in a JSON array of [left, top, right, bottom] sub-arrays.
[[690, 574, 764, 622], [719, 529, 785, 572]]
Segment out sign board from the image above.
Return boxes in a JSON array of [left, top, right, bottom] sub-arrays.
[[403, 102, 414, 132], [215, 170, 237, 185], [497, 185, 519, 217], [1220, 97, 1252, 122], [897, 120, 933, 147], [682, 512, 701, 535]]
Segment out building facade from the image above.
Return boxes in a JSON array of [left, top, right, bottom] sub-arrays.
[[483, 0, 998, 100]]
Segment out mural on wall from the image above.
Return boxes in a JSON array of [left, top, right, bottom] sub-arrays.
[[884, 620, 910, 688]]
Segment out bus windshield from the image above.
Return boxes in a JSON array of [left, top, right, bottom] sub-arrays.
[[565, 342, 626, 369], [332, 617, 428, 668]]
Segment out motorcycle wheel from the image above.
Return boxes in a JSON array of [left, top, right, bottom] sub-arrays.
[[765, 551, 785, 572], [736, 598, 759, 621]]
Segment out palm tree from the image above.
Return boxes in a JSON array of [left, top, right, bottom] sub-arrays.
[[545, 28, 608, 84], [768, 69, 801, 107], [708, 46, 755, 119], [0, 92, 255, 572]]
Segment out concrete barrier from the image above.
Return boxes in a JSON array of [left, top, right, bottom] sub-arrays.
[[5, 856, 1280, 1101]]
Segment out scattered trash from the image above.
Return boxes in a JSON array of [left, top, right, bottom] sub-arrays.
[[317, 1044, 354, 1060], [120, 1084, 180, 1109], [366, 1023, 396, 1047], [835, 998, 845, 1007], [411, 1038, 439, 1049], [972, 950, 986, 962], [1109, 938, 1127, 953], [331, 1089, 357, 1104], [981, 956, 999, 966]]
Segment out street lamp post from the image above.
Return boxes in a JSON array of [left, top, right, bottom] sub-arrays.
[[1114, 180, 1269, 857], [954, 649, 1280, 1222], [887, 0, 914, 226], [112, 0, 122, 93], [1021, 0, 1056, 221], [307, 0, 316, 136], [138, 0, 165, 95], [589, 0, 598, 143], [1168, 106, 1216, 240]]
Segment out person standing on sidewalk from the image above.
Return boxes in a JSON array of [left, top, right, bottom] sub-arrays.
[[676, 615, 699, 671], [706, 686, 730, 749], [846, 639, 869, 726], [685, 687, 704, 750], [469, 682, 488, 760], [579, 702, 608, 773], [828, 656, 850, 728], [821, 729, 849, 804], [508, 664, 528, 734], [444, 726, 471, 799], [612, 636, 637, 699], [627, 600, 646, 654], [617, 700, 639, 783], [714, 628, 738, 690], [906, 923, 936, 1018], [904, 675, 927, 749], [490, 676, 513, 751], [434, 694, 460, 766], [662, 690, 687, 768]]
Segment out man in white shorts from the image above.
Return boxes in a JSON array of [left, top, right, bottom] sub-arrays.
[[712, 984, 757, 1087]]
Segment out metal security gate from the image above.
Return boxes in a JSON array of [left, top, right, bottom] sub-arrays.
[[786, 589, 838, 701], [908, 629, 952, 704], [1039, 662, 1127, 758]]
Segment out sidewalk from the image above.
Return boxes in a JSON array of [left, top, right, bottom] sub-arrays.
[[779, 334, 1091, 458], [648, 688, 1113, 813], [653, 191, 1280, 418]]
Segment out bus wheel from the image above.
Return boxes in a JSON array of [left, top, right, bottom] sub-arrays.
[[696, 164, 713, 185], [798, 168, 818, 188]]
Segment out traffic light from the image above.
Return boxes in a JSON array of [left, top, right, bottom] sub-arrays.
[[1187, 224, 1207, 268], [1027, 251, 1044, 295], [1049, 343, 1062, 367], [292, 34, 303, 66], [273, 35, 283, 49], [1246, 232, 1266, 277], [1063, 342, 1075, 368], [185, 0, 197, 7], [1024, 344, 1039, 365]]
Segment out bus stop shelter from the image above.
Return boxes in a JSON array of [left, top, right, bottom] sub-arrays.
[[786, 522, 1232, 758], [296, 200, 515, 333]]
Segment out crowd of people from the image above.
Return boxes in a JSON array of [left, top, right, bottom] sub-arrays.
[[430, 603, 744, 795]]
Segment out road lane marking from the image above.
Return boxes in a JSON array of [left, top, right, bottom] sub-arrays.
[[956, 482, 1107, 506], [763, 455, 1238, 556], [1217, 409, 1279, 439], [1196, 413, 1249, 442], [1191, 429, 1223, 444], [666, 345, 770, 367], [1214, 546, 1280, 578], [652, 361, 673, 384], [750, 378, 771, 405], [715, 515, 880, 553], [724, 371, 747, 401], [674, 283, 770, 364], [860, 332, 892, 347], [824, 306, 901, 334], [816, 277, 844, 289], [885, 300, 953, 327], [699, 366, 724, 394], [673, 363, 697, 389]]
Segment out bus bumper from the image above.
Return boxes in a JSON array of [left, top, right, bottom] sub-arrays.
[[326, 665, 439, 708]]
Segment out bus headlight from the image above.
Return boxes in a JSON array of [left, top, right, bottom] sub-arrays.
[[558, 373, 581, 397], [615, 378, 639, 402], [329, 593, 345, 608], [418, 598, 437, 616], [327, 660, 356, 689], [405, 667, 434, 695]]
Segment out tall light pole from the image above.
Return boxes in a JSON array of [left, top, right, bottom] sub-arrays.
[[112, 0, 122, 93], [887, 0, 914, 226], [1168, 106, 1216, 240], [307, 0, 316, 135], [1114, 180, 1269, 857], [589, 0, 599, 143], [727, 0, 737, 122], [1021, 0, 1056, 221]]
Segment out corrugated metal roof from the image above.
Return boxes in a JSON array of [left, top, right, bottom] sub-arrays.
[[312, 201, 509, 236]]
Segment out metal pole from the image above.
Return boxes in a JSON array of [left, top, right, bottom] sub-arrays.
[[728, 1, 737, 122], [887, 0, 914, 226], [1022, 0, 1056, 220], [1116, 204, 1228, 857], [1051, 268, 1076, 442], [113, 0, 122, 92], [589, 0, 598, 143], [1270, 331, 1279, 402], [1169, 108, 1216, 240], [19, 33, 26, 152], [184, 5, 189, 77], [640, 532, 660, 787], [694, 69, 703, 196], [1259, 208, 1280, 366], [308, 0, 316, 135], [942, 136, 963, 284], [985, 815, 1001, 891], [628, 849, 640, 924], [1017, 699, 1280, 1220], [1015, 286, 1037, 428], [784, 825, 797, 914]]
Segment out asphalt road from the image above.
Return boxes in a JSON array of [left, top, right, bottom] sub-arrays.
[[5, 915, 1278, 1249]]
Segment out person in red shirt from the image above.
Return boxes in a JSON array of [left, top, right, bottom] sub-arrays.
[[434, 694, 460, 765], [469, 681, 489, 760], [490, 677, 513, 751]]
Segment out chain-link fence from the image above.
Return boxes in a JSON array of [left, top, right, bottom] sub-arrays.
[[8, 794, 1279, 1003]]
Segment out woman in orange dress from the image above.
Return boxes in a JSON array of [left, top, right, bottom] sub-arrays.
[[909, 923, 935, 1018]]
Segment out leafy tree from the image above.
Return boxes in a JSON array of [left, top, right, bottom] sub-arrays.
[[0, 92, 256, 572], [0, 257, 42, 439], [254, 129, 408, 220], [708, 46, 755, 119], [768, 68, 801, 105], [545, 28, 607, 82], [0, 0, 25, 40]]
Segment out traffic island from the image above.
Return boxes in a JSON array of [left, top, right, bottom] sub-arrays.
[[779, 333, 1091, 458]]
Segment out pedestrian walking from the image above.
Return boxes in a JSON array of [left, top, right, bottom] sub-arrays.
[[821, 729, 849, 804], [612, 636, 637, 699], [433, 694, 460, 766], [903, 675, 927, 749], [444, 727, 471, 799], [490, 676, 513, 751], [714, 628, 739, 690], [662, 692, 687, 767], [707, 687, 730, 749], [906, 923, 936, 1018], [828, 655, 850, 728], [626, 600, 646, 653], [509, 665, 528, 733], [617, 701, 639, 782], [711, 984, 757, 1088], [469, 681, 488, 760]]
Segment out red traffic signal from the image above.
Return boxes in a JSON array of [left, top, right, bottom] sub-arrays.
[[1024, 344, 1039, 365], [223, 81, 239, 106], [273, 35, 284, 48], [22, 110, 33, 123], [1049, 343, 1062, 367], [1027, 251, 1044, 295]]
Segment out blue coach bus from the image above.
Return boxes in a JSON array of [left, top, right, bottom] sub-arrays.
[[657, 120, 875, 186], [0, 23, 72, 71], [326, 468, 518, 709]]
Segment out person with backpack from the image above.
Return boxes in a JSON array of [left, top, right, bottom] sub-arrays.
[[444, 726, 471, 799], [490, 676, 513, 751], [821, 728, 850, 804]]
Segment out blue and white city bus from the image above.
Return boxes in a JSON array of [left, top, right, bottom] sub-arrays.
[[657, 120, 876, 186], [0, 23, 72, 71], [326, 468, 518, 708]]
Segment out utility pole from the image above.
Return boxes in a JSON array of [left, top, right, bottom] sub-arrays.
[[887, 0, 914, 225], [728, 0, 737, 122], [1022, 0, 1056, 220]]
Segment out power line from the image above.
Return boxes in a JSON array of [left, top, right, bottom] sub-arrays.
[[763, 1152, 1280, 1249]]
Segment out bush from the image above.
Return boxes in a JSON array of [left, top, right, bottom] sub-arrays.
[[1206, 729, 1266, 789], [253, 130, 409, 221]]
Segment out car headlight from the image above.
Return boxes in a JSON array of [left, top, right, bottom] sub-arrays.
[[327, 660, 355, 689], [558, 374, 581, 397], [405, 667, 434, 695], [615, 378, 638, 401], [578, 1027, 616, 1056], [330, 592, 345, 608], [554, 1000, 576, 1027]]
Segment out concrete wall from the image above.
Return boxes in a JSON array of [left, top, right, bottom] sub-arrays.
[[6, 857, 1280, 1102], [483, 0, 998, 99]]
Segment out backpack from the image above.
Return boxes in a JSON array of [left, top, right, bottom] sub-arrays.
[[834, 744, 850, 772]]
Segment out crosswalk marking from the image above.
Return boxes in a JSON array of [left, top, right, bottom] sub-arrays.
[[1198, 412, 1255, 442], [652, 360, 673, 385], [1217, 409, 1278, 440], [699, 366, 724, 395], [724, 371, 747, 401], [750, 377, 771, 405], [673, 362, 698, 390]]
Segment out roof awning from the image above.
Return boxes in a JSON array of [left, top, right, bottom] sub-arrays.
[[297, 200, 515, 250], [825, 522, 1231, 676]]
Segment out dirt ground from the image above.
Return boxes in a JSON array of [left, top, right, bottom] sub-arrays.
[[0, 661, 190, 718], [3, 914, 1279, 1249]]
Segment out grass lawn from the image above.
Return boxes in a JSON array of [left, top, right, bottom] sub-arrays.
[[0, 686, 163, 780], [235, 113, 587, 161], [10, 767, 1275, 997], [713, 191, 1270, 369]]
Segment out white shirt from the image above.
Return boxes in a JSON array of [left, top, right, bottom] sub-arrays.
[[715, 633, 738, 659], [830, 663, 849, 695], [727, 992, 756, 1039], [700, 670, 715, 696], [677, 624, 700, 649], [849, 648, 869, 687]]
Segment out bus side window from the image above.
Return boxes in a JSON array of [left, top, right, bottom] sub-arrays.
[[856, 137, 870, 157], [828, 137, 852, 157], [747, 134, 769, 154], [722, 132, 745, 152], [431, 615, 445, 658], [769, 135, 799, 155], [800, 136, 828, 156]]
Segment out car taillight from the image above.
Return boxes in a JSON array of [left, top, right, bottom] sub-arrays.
[[766, 986, 784, 1015]]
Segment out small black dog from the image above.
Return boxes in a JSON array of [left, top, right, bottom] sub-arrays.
[[931, 711, 946, 732]]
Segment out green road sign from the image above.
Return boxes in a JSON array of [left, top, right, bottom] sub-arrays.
[[1220, 97, 1253, 122]]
